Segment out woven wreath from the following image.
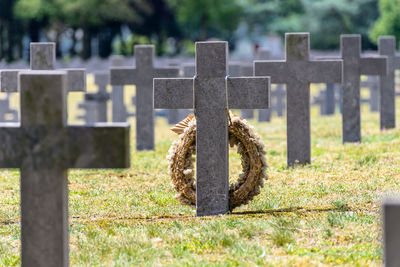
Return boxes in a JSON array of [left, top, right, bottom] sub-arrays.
[[167, 112, 268, 211]]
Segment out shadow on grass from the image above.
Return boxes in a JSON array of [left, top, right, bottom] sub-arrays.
[[230, 206, 351, 216], [0, 206, 360, 225]]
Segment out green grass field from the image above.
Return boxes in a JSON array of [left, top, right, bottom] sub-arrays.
[[1, 77, 400, 266]]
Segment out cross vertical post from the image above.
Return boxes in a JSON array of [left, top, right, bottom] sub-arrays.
[[378, 36, 400, 129], [340, 35, 387, 142]]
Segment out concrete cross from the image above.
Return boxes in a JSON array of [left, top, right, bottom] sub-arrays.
[[0, 43, 86, 93], [229, 62, 254, 120], [360, 76, 379, 112], [339, 34, 387, 142], [383, 197, 400, 267], [273, 85, 286, 118], [312, 88, 328, 116], [325, 83, 336, 115], [111, 45, 179, 150], [154, 41, 270, 216], [255, 33, 342, 166], [378, 36, 400, 129], [79, 71, 110, 123], [110, 56, 134, 122], [0, 94, 18, 122], [0, 71, 130, 267]]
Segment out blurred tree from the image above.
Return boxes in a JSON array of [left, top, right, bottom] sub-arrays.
[[15, 0, 66, 56], [300, 0, 379, 49], [369, 0, 400, 44], [168, 0, 243, 42], [242, 0, 378, 50], [0, 0, 19, 61], [62, 0, 148, 59]]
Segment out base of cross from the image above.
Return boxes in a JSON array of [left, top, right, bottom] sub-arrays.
[[167, 113, 268, 211]]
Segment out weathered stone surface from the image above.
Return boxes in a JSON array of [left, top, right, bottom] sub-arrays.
[[0, 43, 86, 93], [384, 197, 400, 267], [154, 41, 270, 216], [255, 33, 342, 166], [379, 36, 400, 129], [111, 45, 179, 150], [340, 35, 387, 142], [0, 71, 130, 266]]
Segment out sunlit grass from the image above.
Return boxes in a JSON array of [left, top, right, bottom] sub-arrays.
[[0, 78, 399, 266]]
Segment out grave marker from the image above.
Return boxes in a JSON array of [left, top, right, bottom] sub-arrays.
[[110, 56, 133, 122], [154, 41, 270, 216], [383, 197, 400, 267], [0, 71, 129, 267], [378, 36, 400, 129], [325, 83, 336, 115], [255, 33, 342, 166], [361, 76, 379, 112], [111, 45, 179, 150], [0, 43, 86, 93], [79, 71, 110, 123], [340, 35, 387, 142]]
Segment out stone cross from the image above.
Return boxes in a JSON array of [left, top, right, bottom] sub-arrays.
[[154, 41, 270, 216], [0, 94, 18, 122], [273, 85, 286, 118], [0, 71, 130, 267], [312, 88, 328, 115], [378, 36, 400, 129], [80, 71, 110, 123], [325, 83, 336, 115], [383, 197, 400, 267], [0, 43, 86, 93], [339, 34, 387, 142], [110, 56, 133, 122], [255, 33, 342, 166], [361, 75, 379, 112], [111, 45, 179, 150]]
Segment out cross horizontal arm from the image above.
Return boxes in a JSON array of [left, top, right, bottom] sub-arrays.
[[67, 124, 130, 169], [360, 57, 388, 75], [153, 78, 194, 109], [227, 77, 270, 109], [254, 61, 287, 83], [0, 69, 86, 92], [110, 67, 138, 85], [308, 60, 342, 83]]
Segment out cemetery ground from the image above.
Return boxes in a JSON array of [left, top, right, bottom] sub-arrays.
[[1, 77, 400, 266]]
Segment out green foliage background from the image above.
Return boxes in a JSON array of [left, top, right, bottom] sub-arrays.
[[0, 0, 397, 61]]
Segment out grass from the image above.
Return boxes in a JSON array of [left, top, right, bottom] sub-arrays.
[[1, 77, 400, 266]]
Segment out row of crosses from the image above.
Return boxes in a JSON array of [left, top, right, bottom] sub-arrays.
[[0, 32, 399, 265]]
